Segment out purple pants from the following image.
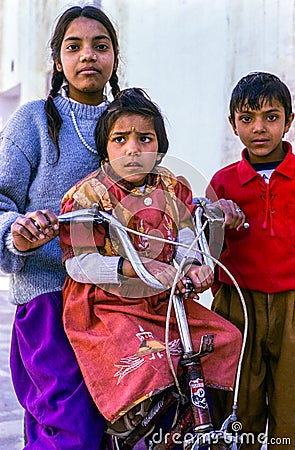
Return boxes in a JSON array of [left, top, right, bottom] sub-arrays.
[[10, 291, 106, 449]]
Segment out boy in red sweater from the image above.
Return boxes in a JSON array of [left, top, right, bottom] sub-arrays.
[[206, 72, 295, 449]]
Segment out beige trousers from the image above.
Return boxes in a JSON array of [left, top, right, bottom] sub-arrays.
[[210, 285, 295, 450]]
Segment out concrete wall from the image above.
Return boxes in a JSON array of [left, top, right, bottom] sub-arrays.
[[0, 0, 101, 127], [103, 0, 295, 188], [0, 0, 68, 102]]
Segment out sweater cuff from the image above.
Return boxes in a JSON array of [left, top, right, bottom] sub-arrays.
[[65, 253, 121, 285], [4, 230, 37, 256], [174, 227, 202, 266]]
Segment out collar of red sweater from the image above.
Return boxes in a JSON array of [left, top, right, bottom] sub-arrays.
[[238, 141, 295, 185]]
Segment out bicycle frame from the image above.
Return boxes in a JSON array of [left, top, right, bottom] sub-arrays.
[[58, 199, 246, 449]]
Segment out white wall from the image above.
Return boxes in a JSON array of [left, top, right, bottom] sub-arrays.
[[103, 0, 295, 189], [0, 0, 19, 93], [0, 0, 92, 127]]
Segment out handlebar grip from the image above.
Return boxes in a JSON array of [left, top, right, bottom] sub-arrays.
[[184, 277, 194, 299]]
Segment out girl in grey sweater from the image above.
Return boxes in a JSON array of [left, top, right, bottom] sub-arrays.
[[0, 5, 120, 449]]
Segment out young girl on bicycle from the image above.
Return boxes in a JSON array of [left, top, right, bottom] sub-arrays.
[[59, 88, 242, 429]]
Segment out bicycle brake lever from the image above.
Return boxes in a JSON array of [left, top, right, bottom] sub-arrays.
[[199, 197, 250, 229], [58, 203, 104, 224], [184, 277, 194, 299], [199, 198, 224, 223]]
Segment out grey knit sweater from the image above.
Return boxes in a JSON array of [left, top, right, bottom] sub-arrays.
[[0, 94, 107, 304]]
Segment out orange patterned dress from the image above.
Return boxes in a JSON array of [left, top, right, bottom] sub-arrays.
[[59, 164, 242, 423]]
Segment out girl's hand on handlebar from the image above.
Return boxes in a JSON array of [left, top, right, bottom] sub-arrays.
[[11, 209, 59, 252], [143, 259, 180, 289], [181, 264, 214, 299]]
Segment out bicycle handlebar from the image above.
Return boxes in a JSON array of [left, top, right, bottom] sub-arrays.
[[196, 197, 249, 228], [59, 205, 165, 290]]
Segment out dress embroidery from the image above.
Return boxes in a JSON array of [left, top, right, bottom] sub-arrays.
[[114, 326, 182, 385], [137, 220, 150, 252]]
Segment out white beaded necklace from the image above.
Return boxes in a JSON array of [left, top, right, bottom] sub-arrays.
[[70, 109, 98, 155]]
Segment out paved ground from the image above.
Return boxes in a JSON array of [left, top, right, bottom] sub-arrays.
[[0, 276, 23, 450]]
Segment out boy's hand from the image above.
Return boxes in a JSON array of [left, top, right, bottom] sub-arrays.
[[217, 198, 246, 230], [11, 209, 59, 252]]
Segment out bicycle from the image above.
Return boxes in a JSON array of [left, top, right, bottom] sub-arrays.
[[59, 198, 248, 450]]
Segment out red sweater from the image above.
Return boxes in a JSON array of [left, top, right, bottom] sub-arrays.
[[206, 141, 295, 293]]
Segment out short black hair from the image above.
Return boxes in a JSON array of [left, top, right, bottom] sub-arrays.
[[229, 72, 292, 126], [95, 88, 169, 163]]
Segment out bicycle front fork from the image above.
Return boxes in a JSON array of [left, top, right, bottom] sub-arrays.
[[173, 293, 214, 434]]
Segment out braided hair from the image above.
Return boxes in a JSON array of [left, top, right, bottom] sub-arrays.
[[44, 6, 120, 161]]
